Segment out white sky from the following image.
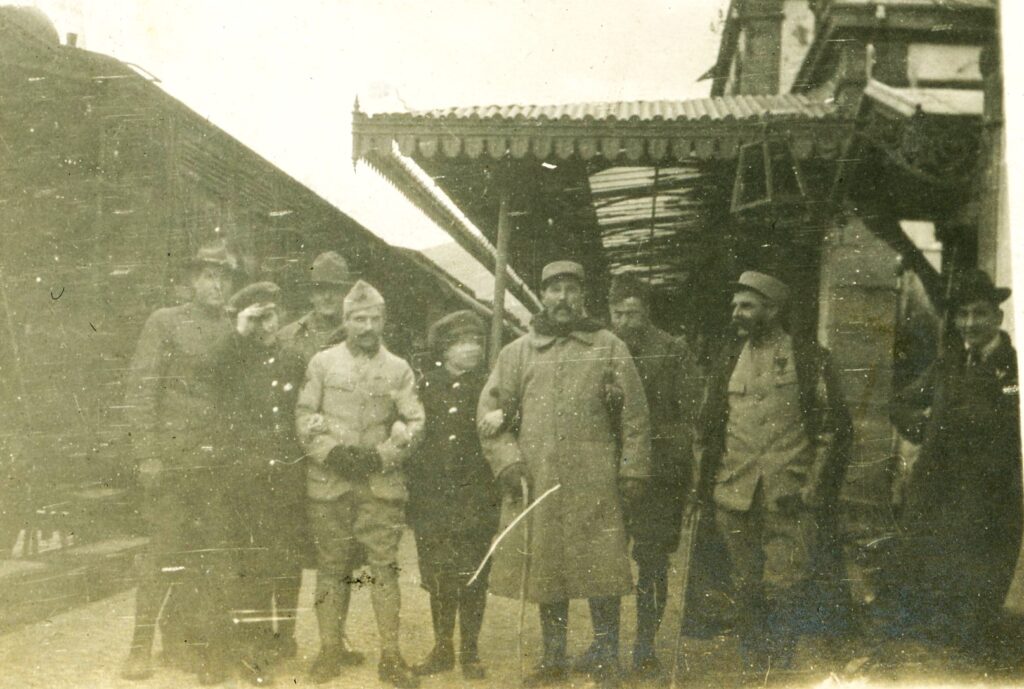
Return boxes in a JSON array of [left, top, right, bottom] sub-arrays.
[[30, 0, 729, 249]]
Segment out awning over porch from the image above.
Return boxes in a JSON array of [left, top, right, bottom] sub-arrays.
[[353, 94, 851, 319]]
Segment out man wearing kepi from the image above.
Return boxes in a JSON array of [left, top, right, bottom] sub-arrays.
[[694, 271, 851, 676], [296, 280, 425, 688], [478, 260, 651, 688], [606, 275, 701, 678], [891, 268, 1022, 653]]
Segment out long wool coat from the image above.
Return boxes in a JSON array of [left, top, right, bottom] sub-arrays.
[[478, 326, 651, 603], [891, 332, 1023, 629]]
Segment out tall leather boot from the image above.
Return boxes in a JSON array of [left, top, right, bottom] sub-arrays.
[[413, 589, 456, 676], [525, 601, 569, 687]]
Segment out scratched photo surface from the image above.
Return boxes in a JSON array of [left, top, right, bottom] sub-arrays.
[[1, 1, 1021, 688]]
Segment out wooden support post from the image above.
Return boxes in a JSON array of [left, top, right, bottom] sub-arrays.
[[490, 187, 512, 368]]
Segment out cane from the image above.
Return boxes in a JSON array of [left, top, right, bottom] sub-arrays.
[[518, 476, 531, 686], [669, 506, 702, 689]]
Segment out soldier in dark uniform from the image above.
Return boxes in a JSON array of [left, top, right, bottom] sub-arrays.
[[120, 243, 238, 684], [606, 275, 702, 677], [890, 268, 1022, 654], [406, 311, 500, 681], [213, 282, 309, 685]]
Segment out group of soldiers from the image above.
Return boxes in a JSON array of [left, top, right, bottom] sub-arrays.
[[118, 242, 1023, 688]]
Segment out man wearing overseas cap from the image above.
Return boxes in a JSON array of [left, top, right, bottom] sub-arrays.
[[295, 279, 425, 688], [692, 270, 852, 677], [120, 241, 239, 683], [890, 268, 1022, 655], [207, 281, 309, 685], [478, 260, 651, 688]]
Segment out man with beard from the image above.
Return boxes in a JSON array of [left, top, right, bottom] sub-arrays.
[[890, 268, 1022, 655], [693, 271, 852, 678], [120, 243, 238, 683], [296, 280, 424, 688], [606, 275, 701, 678], [276, 250, 363, 665], [478, 260, 650, 688]]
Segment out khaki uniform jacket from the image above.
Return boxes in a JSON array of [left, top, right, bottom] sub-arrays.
[[479, 326, 651, 603], [296, 342, 424, 502]]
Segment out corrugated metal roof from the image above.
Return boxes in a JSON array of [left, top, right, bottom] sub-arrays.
[[396, 94, 837, 122], [864, 80, 983, 117]]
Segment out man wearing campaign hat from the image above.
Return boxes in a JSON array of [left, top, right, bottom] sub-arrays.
[[121, 241, 239, 683], [478, 260, 651, 688], [692, 270, 852, 676], [296, 280, 425, 688], [279, 251, 354, 362], [890, 268, 1022, 653]]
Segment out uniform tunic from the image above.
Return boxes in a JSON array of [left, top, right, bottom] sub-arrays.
[[623, 326, 701, 555], [296, 342, 424, 570], [479, 326, 651, 603], [407, 367, 499, 594], [278, 311, 342, 365], [891, 332, 1023, 639]]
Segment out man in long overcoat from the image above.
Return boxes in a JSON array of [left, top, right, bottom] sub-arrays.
[[478, 260, 651, 688], [120, 243, 238, 683], [693, 271, 852, 675], [606, 275, 702, 677], [890, 268, 1022, 653]]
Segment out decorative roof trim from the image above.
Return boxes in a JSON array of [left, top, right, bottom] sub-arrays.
[[353, 95, 850, 164]]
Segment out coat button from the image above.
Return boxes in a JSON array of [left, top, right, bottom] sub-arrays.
[[452, 381, 461, 389], [271, 380, 279, 387], [448, 406, 458, 414], [448, 434, 457, 441]]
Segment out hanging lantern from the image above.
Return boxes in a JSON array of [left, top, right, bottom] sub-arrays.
[[730, 137, 809, 216]]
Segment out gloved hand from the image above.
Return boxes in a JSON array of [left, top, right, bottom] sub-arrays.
[[619, 477, 646, 505], [325, 445, 383, 481], [498, 462, 531, 502]]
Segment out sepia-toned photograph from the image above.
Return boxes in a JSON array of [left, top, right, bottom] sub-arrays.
[[1, 1, 1022, 687]]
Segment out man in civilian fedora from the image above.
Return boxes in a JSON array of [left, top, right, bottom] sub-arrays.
[[121, 242, 238, 683], [890, 268, 1022, 655], [296, 279, 425, 688], [478, 260, 650, 688], [692, 270, 852, 678]]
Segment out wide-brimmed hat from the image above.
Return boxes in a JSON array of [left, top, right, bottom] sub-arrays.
[[732, 270, 790, 305], [188, 240, 237, 271], [950, 268, 1011, 307], [309, 251, 352, 287]]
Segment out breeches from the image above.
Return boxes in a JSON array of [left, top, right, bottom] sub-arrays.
[[309, 490, 404, 574]]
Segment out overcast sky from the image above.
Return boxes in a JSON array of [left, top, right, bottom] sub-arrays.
[[31, 0, 730, 249]]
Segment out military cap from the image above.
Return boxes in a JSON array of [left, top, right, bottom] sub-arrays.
[[733, 270, 790, 305], [188, 240, 237, 270], [608, 273, 651, 305], [343, 279, 385, 316], [227, 281, 281, 314], [427, 310, 486, 355], [541, 260, 585, 287], [309, 251, 352, 286], [950, 268, 1011, 307]]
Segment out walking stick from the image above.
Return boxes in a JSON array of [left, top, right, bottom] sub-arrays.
[[669, 506, 702, 689], [518, 476, 531, 686]]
